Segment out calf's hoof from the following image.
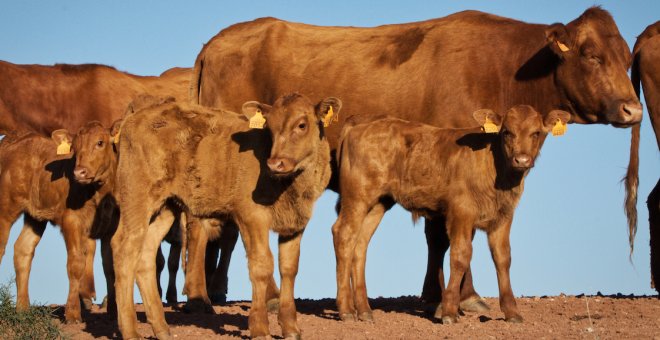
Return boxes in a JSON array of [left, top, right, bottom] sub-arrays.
[[441, 315, 458, 325], [459, 296, 490, 313], [505, 314, 524, 323], [101, 295, 108, 309], [183, 299, 215, 314], [339, 312, 356, 321], [156, 330, 173, 340], [64, 316, 82, 325], [267, 298, 280, 313], [358, 311, 374, 322], [81, 297, 94, 311], [283, 333, 302, 340]]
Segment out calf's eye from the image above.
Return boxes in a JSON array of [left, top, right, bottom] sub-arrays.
[[298, 122, 307, 130], [97, 140, 104, 147]]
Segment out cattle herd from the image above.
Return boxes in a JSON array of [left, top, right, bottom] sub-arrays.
[[0, 6, 658, 340]]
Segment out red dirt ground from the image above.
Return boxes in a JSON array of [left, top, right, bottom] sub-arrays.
[[58, 294, 660, 339]]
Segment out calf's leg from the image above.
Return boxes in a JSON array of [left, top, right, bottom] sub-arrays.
[[278, 231, 304, 338], [135, 209, 176, 339], [208, 221, 239, 305], [14, 215, 47, 312], [487, 218, 522, 322], [61, 213, 89, 323], [80, 237, 97, 311], [182, 218, 214, 313], [439, 210, 474, 324], [352, 202, 389, 321], [166, 240, 181, 305], [100, 237, 117, 318]]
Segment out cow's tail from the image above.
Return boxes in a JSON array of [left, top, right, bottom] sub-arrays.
[[624, 44, 644, 259], [189, 49, 205, 105]]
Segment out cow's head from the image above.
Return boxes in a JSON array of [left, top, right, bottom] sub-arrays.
[[52, 121, 120, 185], [547, 7, 641, 127], [242, 93, 342, 176], [474, 105, 570, 172]]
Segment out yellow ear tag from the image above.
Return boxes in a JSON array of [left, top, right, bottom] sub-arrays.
[[56, 140, 71, 155], [113, 131, 120, 144], [552, 119, 567, 136], [249, 109, 266, 129], [557, 41, 570, 52], [323, 106, 336, 127], [482, 117, 500, 134]]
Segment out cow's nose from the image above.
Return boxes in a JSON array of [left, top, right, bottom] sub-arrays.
[[74, 166, 88, 179], [513, 155, 531, 168], [267, 157, 294, 174], [621, 101, 643, 123]]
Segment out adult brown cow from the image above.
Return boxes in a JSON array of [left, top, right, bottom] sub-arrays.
[[0, 61, 190, 136], [632, 21, 660, 294], [191, 7, 642, 310]]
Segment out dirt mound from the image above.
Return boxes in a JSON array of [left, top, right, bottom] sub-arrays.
[[58, 294, 660, 339]]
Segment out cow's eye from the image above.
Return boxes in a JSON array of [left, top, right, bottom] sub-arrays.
[[298, 122, 307, 130], [589, 56, 602, 65], [502, 130, 513, 139], [97, 140, 104, 147], [531, 132, 540, 139]]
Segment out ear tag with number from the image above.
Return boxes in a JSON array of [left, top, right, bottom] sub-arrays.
[[482, 117, 500, 133], [552, 118, 567, 136], [249, 109, 266, 129], [557, 41, 570, 52], [323, 106, 337, 127], [56, 140, 71, 155]]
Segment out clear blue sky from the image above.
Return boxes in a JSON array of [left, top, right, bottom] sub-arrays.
[[0, 1, 659, 306]]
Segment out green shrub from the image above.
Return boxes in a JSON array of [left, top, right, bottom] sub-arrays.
[[0, 279, 65, 340]]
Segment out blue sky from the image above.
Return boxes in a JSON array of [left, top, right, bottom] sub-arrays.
[[0, 1, 659, 306]]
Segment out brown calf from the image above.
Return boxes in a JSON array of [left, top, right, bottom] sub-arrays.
[[0, 121, 120, 323], [112, 93, 339, 339], [332, 106, 570, 323]]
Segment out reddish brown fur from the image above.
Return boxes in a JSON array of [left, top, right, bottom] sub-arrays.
[[332, 106, 570, 323], [0, 61, 191, 137], [191, 7, 642, 306], [112, 93, 337, 339], [632, 21, 660, 292], [0, 121, 119, 323]]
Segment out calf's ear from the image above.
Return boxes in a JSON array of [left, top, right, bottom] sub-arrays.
[[315, 97, 343, 127], [51, 129, 73, 155], [242, 101, 271, 129], [545, 23, 571, 57], [543, 110, 571, 136], [110, 119, 123, 144], [472, 109, 502, 133]]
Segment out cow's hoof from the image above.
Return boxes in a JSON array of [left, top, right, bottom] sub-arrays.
[[209, 292, 227, 305], [505, 315, 523, 323], [441, 315, 458, 325], [358, 311, 373, 322], [81, 298, 94, 311], [339, 312, 356, 321], [283, 333, 301, 340], [183, 299, 215, 314], [100, 295, 108, 309], [156, 330, 172, 340], [459, 296, 490, 313], [65, 317, 82, 325], [267, 298, 280, 313]]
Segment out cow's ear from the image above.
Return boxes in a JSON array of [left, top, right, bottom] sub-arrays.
[[545, 23, 571, 57], [242, 101, 271, 129], [51, 129, 73, 155], [543, 110, 571, 136], [110, 119, 123, 144], [315, 97, 343, 127], [472, 109, 502, 133]]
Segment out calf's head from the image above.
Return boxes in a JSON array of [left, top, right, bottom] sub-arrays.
[[242, 93, 342, 176], [51, 120, 120, 185], [474, 105, 570, 171], [547, 7, 641, 126]]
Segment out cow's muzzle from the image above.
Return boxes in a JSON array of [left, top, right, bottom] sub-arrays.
[[74, 166, 93, 184], [267, 157, 297, 176], [511, 154, 534, 171], [608, 100, 643, 127]]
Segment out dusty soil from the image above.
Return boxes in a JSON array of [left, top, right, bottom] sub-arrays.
[[57, 294, 660, 339]]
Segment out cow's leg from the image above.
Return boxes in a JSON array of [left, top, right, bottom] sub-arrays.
[[237, 212, 273, 338], [438, 209, 474, 324], [0, 208, 22, 267], [135, 209, 176, 339], [14, 214, 47, 312], [183, 218, 214, 313], [648, 178, 660, 293], [100, 236, 117, 318], [487, 216, 522, 322], [209, 221, 239, 305], [80, 237, 97, 311], [156, 244, 165, 299], [352, 202, 390, 321], [113, 206, 149, 339], [332, 200, 369, 321], [60, 213, 89, 323], [205, 238, 220, 301], [166, 239, 181, 305], [422, 217, 488, 312], [277, 231, 304, 338]]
